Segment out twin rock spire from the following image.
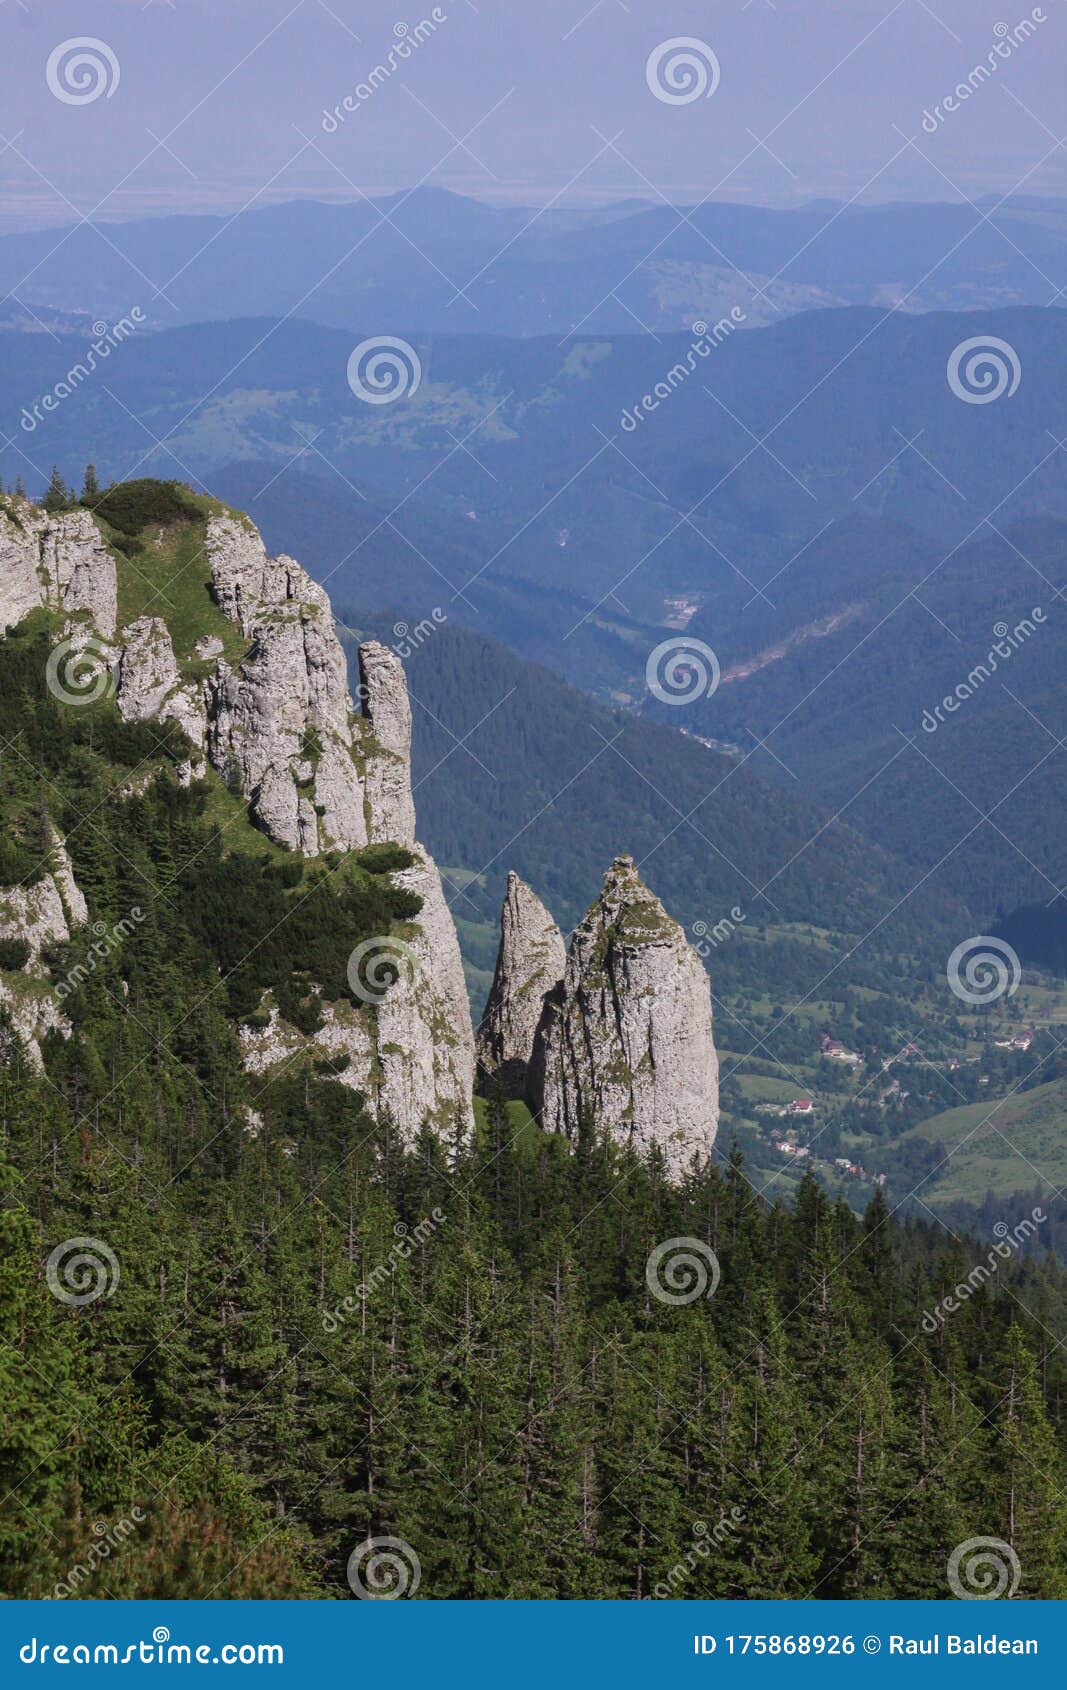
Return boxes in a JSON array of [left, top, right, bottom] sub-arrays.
[[478, 858, 719, 1178]]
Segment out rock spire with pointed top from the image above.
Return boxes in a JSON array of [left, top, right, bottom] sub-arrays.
[[528, 854, 718, 1178], [477, 871, 566, 1098]]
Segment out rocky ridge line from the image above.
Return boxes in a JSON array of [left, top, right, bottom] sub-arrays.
[[0, 497, 474, 1140]]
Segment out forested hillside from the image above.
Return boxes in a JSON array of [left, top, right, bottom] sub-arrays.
[[3, 573, 1067, 1600]]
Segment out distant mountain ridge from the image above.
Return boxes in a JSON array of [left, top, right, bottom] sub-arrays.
[[3, 187, 1067, 336]]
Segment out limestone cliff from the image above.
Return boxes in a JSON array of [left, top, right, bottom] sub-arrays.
[[204, 515, 367, 855], [476, 872, 566, 1098], [527, 855, 718, 1177], [0, 503, 118, 637], [0, 493, 474, 1142], [116, 616, 206, 767]]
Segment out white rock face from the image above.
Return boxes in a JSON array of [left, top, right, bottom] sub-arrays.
[[0, 502, 118, 636], [37, 509, 118, 637], [529, 855, 719, 1178], [198, 518, 474, 1139], [116, 616, 206, 752], [374, 845, 475, 1139], [0, 832, 87, 1067], [204, 516, 367, 854], [358, 641, 417, 846], [477, 872, 566, 1097], [1, 497, 476, 1143], [0, 507, 43, 632]]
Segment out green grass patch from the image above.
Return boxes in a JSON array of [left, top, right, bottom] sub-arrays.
[[904, 1076, 1067, 1204]]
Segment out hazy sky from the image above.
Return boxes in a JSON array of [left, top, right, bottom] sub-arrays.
[[1, 0, 1065, 230]]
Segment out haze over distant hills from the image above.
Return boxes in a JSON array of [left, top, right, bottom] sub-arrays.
[[3, 188, 1067, 335], [3, 288, 1065, 934]]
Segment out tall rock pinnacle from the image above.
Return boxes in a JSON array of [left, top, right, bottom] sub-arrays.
[[528, 855, 718, 1178], [477, 872, 566, 1097]]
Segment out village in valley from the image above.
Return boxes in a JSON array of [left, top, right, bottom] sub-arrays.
[[728, 1003, 1047, 1209]]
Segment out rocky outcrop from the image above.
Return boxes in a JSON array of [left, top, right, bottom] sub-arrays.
[[373, 845, 475, 1134], [0, 502, 118, 637], [37, 509, 118, 637], [477, 872, 566, 1097], [528, 856, 718, 1178], [116, 616, 206, 757], [200, 518, 474, 1139], [0, 507, 43, 632], [0, 495, 476, 1142], [0, 833, 87, 963], [204, 516, 366, 855], [0, 832, 88, 1067], [358, 641, 417, 846]]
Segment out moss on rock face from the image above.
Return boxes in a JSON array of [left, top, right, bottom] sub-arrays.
[[0, 478, 478, 1144], [529, 854, 719, 1179]]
